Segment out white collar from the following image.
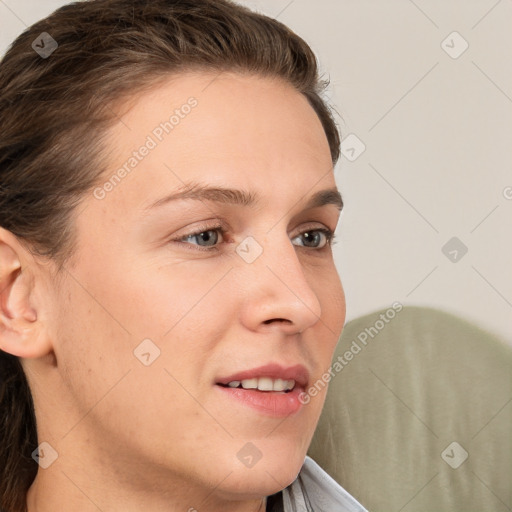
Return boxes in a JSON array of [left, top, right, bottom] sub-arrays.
[[280, 456, 368, 512]]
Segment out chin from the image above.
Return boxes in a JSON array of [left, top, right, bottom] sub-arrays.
[[218, 464, 302, 501], [214, 438, 308, 500]]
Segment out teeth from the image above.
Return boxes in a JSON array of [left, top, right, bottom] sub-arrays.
[[232, 378, 296, 392], [273, 378, 287, 392], [240, 378, 258, 389], [257, 377, 274, 391]]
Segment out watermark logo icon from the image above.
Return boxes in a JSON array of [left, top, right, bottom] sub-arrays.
[[441, 32, 469, 59], [134, 338, 161, 366], [340, 134, 366, 162], [32, 442, 58, 469], [237, 442, 262, 468], [442, 237, 468, 263], [32, 32, 58, 59], [441, 441, 468, 469], [236, 236, 263, 264]]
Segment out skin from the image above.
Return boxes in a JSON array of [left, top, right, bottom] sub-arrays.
[[0, 71, 346, 511]]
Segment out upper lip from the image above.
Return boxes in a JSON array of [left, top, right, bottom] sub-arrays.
[[216, 363, 309, 388]]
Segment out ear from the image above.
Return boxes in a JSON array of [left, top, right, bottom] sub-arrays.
[[0, 227, 53, 359]]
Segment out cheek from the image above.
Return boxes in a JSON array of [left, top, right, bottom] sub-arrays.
[[52, 285, 132, 423], [315, 262, 346, 344], [50, 270, 226, 466], [328, 261, 346, 313], [116, 260, 232, 341]]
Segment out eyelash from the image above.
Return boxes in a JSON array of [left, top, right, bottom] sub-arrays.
[[170, 222, 337, 253]]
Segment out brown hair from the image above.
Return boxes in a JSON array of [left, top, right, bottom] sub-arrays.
[[0, 1, 341, 510]]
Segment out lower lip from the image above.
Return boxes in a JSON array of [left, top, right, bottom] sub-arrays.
[[216, 385, 305, 417]]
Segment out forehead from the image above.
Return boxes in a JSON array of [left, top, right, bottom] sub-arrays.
[[92, 71, 335, 219]]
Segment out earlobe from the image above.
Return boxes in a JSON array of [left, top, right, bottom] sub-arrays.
[[0, 228, 51, 359]]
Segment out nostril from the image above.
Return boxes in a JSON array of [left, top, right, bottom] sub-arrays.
[[263, 318, 290, 325]]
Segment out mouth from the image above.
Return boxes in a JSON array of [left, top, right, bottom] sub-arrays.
[[215, 364, 308, 417], [217, 377, 296, 393]]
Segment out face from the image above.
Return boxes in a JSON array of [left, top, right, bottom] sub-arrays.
[[37, 72, 345, 503]]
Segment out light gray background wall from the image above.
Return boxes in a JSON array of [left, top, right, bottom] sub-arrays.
[[1, 0, 511, 343]]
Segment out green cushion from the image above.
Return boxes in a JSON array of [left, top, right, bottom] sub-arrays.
[[308, 306, 512, 512]]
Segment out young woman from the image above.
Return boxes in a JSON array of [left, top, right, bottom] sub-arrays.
[[0, 1, 368, 510]]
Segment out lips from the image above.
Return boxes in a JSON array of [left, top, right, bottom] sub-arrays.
[[215, 364, 309, 417]]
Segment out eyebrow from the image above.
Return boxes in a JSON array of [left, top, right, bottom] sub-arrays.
[[143, 181, 344, 212]]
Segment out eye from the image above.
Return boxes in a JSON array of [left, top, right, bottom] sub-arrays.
[[178, 227, 225, 248], [292, 228, 335, 249]]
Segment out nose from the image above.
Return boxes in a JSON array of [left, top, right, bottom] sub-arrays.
[[238, 232, 323, 335]]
